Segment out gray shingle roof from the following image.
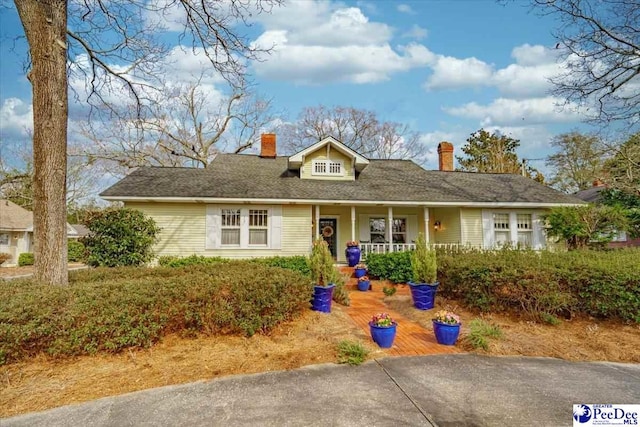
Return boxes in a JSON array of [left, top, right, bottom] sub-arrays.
[[100, 154, 584, 205], [0, 199, 33, 230], [574, 186, 603, 203]]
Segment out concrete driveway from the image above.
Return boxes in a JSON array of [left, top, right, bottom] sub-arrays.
[[3, 354, 639, 427]]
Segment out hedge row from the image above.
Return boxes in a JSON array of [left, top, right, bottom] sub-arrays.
[[0, 262, 313, 365], [158, 254, 312, 277], [365, 248, 640, 322], [438, 249, 640, 322]]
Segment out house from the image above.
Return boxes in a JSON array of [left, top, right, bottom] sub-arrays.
[[0, 199, 80, 266], [100, 135, 584, 263], [574, 181, 640, 248]]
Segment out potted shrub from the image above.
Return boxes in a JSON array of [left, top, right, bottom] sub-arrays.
[[369, 313, 397, 348], [345, 240, 361, 267], [357, 275, 370, 292], [408, 233, 439, 310], [309, 238, 338, 313], [354, 263, 367, 278], [432, 310, 461, 345]]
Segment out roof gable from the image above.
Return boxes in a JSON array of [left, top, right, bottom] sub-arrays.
[[288, 136, 369, 172], [0, 199, 33, 230]]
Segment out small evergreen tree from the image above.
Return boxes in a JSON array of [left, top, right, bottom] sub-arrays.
[[411, 233, 437, 283], [309, 238, 337, 287], [82, 208, 160, 267]]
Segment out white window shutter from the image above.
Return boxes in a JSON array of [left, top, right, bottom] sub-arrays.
[[481, 210, 494, 249], [407, 215, 418, 243], [532, 213, 546, 250], [270, 206, 282, 249], [359, 215, 369, 242], [206, 206, 221, 249]]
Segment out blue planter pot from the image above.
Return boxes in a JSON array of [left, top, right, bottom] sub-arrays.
[[354, 268, 367, 278], [369, 322, 397, 348], [357, 280, 370, 291], [407, 282, 439, 310], [345, 246, 361, 267], [312, 284, 335, 313], [433, 320, 461, 345]]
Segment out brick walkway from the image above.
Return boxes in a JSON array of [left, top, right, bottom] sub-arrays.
[[341, 267, 459, 357]]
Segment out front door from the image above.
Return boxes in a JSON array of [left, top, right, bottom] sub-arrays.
[[319, 218, 337, 258]]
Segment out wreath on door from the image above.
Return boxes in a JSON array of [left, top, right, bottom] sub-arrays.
[[322, 225, 334, 237]]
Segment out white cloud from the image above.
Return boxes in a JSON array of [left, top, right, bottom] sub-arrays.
[[403, 24, 428, 40], [0, 98, 33, 136], [397, 4, 416, 14], [425, 56, 494, 90], [251, 1, 433, 84], [423, 44, 564, 97], [444, 97, 585, 126]]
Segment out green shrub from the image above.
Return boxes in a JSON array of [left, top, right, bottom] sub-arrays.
[[158, 254, 229, 267], [332, 273, 350, 306], [67, 240, 85, 262], [81, 208, 160, 267], [366, 251, 412, 283], [337, 340, 369, 366], [438, 248, 640, 322], [251, 256, 311, 277], [0, 261, 314, 365], [382, 286, 397, 296], [411, 233, 437, 283], [465, 319, 504, 350], [309, 238, 336, 286], [18, 252, 34, 266]]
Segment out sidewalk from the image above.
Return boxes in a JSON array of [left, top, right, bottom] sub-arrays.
[[4, 354, 639, 427]]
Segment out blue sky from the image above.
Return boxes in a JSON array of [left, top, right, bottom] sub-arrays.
[[0, 0, 597, 175]]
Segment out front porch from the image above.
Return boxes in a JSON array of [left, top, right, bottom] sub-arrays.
[[312, 204, 465, 262]]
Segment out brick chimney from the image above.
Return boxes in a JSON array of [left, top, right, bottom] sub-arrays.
[[260, 133, 277, 158], [437, 141, 454, 171]]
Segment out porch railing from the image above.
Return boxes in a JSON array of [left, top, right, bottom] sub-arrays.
[[359, 242, 463, 260]]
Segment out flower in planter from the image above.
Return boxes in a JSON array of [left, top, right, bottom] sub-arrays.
[[432, 310, 460, 325], [346, 240, 359, 247], [358, 275, 370, 282], [371, 312, 395, 327], [355, 263, 367, 270]]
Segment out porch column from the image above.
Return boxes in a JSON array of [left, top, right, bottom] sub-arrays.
[[350, 206, 356, 242], [423, 207, 430, 244], [387, 206, 394, 253], [315, 205, 320, 239]]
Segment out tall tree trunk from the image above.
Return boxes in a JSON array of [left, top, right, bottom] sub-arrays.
[[15, 0, 69, 285]]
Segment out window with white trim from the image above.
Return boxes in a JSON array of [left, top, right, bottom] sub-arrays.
[[221, 209, 241, 246], [493, 213, 510, 245], [249, 209, 268, 246], [368, 218, 407, 243], [516, 214, 532, 247], [312, 159, 343, 176]]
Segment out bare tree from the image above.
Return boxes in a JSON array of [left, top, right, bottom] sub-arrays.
[[280, 105, 427, 162], [532, 0, 640, 130], [545, 131, 607, 193], [12, 0, 281, 284], [80, 78, 276, 169], [604, 132, 640, 194]]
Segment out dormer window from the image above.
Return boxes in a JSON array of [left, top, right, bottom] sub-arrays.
[[312, 159, 343, 176]]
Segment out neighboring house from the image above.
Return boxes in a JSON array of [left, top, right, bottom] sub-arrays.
[[70, 224, 90, 239], [100, 135, 584, 263], [0, 199, 80, 266], [574, 181, 640, 248]]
